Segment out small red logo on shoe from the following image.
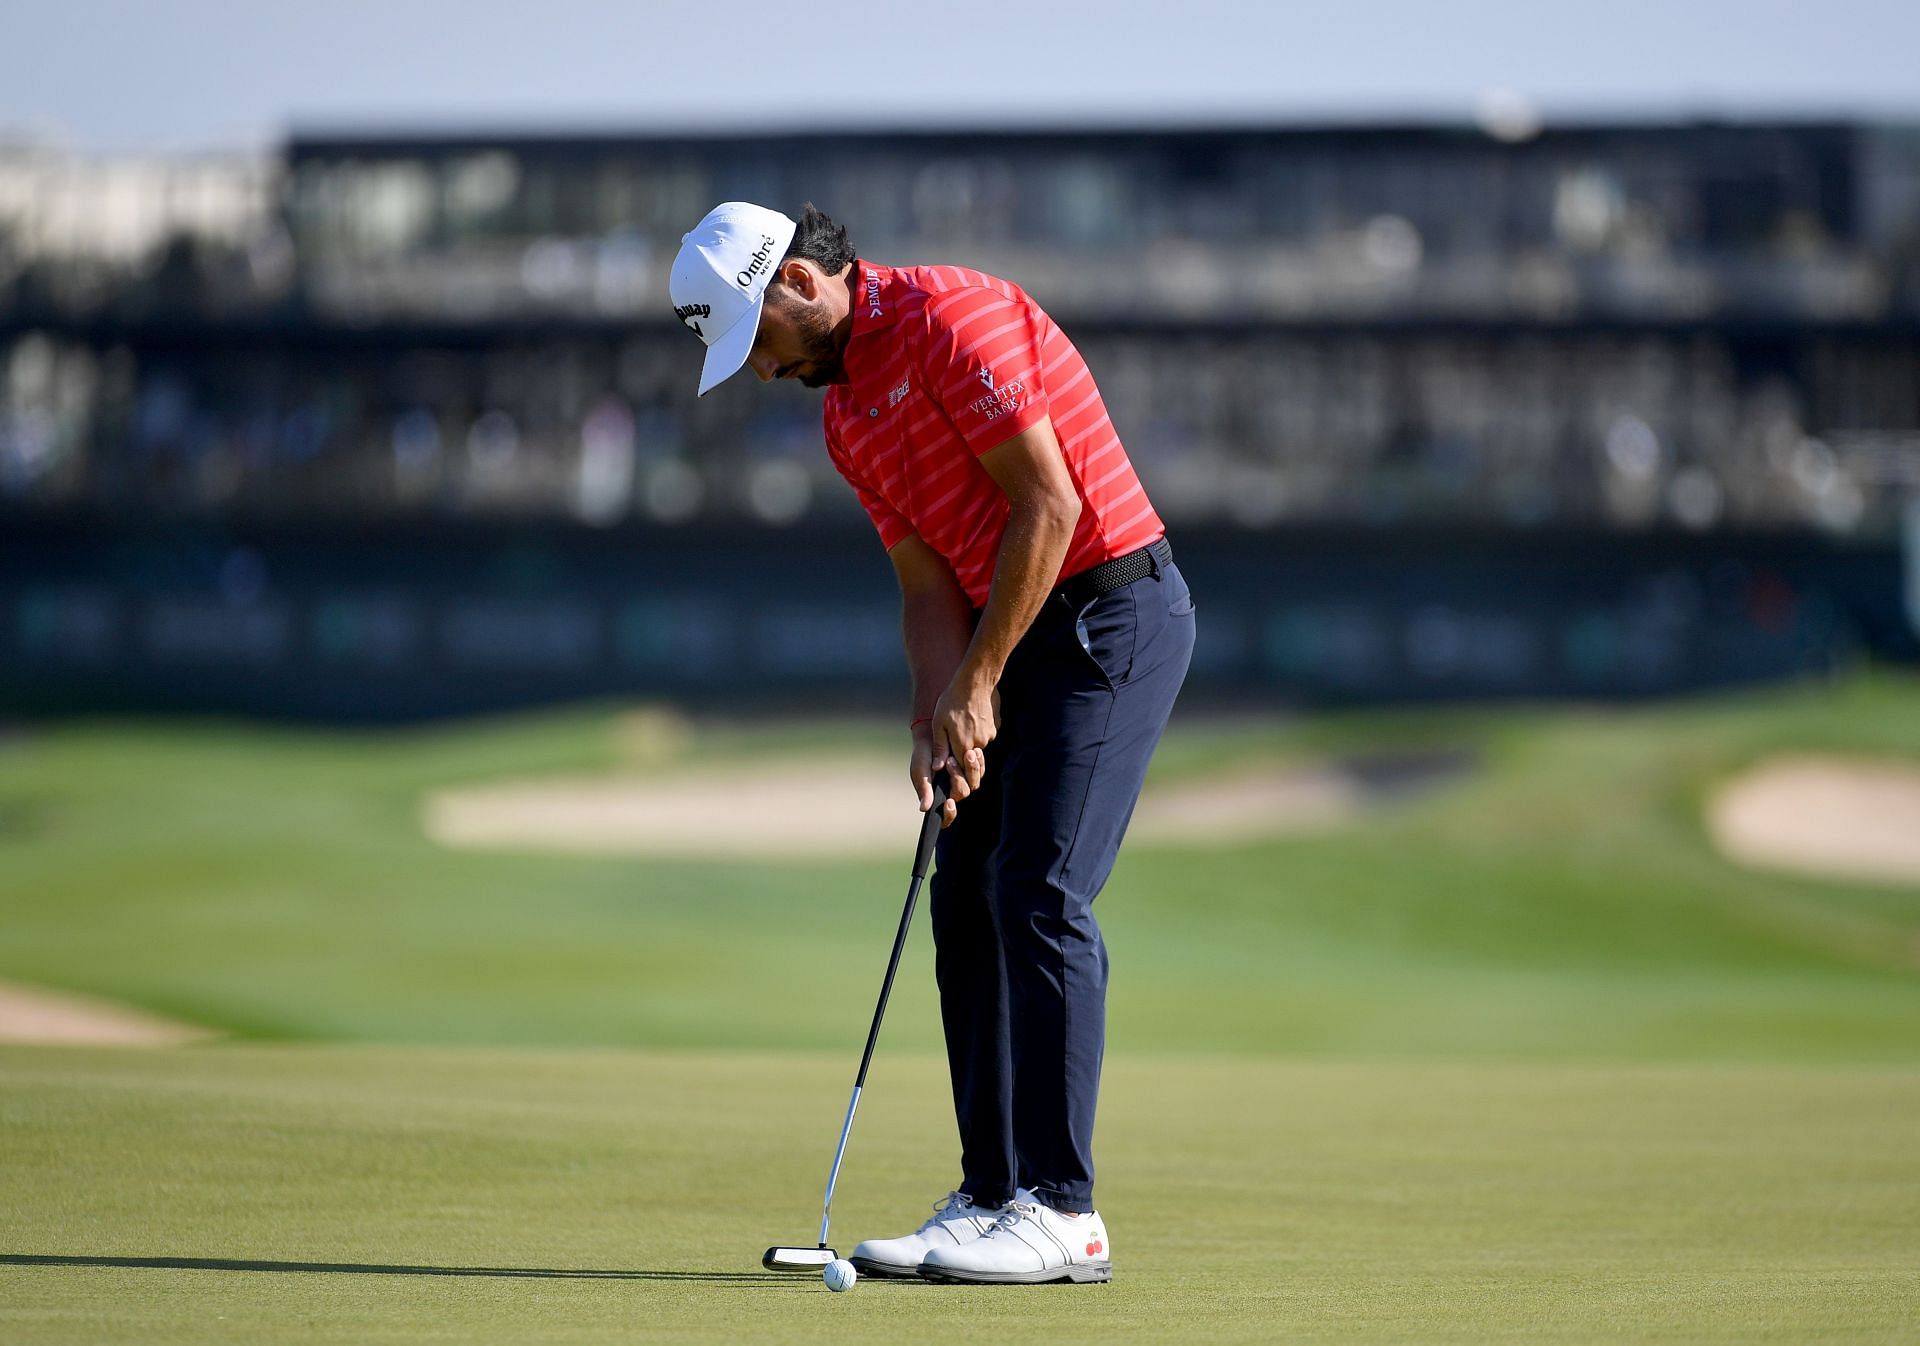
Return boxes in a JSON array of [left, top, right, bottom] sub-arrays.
[[1086, 1239, 1103, 1256]]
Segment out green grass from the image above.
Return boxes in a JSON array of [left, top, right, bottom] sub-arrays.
[[2, 672, 1918, 1059], [4, 1047, 1917, 1345], [3, 671, 1920, 1342]]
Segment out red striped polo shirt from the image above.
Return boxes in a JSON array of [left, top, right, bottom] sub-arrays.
[[823, 260, 1164, 608]]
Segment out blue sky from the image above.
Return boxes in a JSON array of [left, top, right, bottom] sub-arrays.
[[4, 0, 1917, 151]]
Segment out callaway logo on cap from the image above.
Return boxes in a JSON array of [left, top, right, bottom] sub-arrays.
[[670, 202, 798, 397]]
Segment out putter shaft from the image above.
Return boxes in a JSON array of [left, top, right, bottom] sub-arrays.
[[813, 778, 946, 1254], [819, 1085, 862, 1248]]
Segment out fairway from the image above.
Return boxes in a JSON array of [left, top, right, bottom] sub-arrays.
[[4, 1047, 1917, 1345], [4, 675, 1920, 1341]]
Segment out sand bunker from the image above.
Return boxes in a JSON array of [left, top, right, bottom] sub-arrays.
[[422, 756, 1399, 859], [1708, 755, 1920, 886], [0, 980, 218, 1047], [427, 757, 931, 858]]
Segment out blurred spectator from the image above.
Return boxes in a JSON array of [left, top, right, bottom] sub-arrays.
[[4, 324, 1912, 534], [1, 122, 1916, 534]]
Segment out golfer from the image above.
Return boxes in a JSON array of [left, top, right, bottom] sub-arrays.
[[672, 202, 1194, 1284]]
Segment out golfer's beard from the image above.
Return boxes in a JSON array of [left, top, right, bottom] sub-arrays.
[[791, 308, 846, 387]]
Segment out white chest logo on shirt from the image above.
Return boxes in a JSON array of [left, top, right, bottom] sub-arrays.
[[978, 368, 995, 390], [888, 377, 911, 407]]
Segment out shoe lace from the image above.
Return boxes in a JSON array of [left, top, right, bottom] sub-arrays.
[[986, 1198, 1040, 1236], [917, 1190, 972, 1232]]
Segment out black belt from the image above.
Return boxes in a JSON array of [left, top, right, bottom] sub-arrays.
[[1055, 536, 1173, 610]]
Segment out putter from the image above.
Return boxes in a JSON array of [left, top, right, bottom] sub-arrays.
[[763, 770, 952, 1272]]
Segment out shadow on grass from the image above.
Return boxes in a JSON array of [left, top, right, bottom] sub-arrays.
[[0, 1252, 839, 1285]]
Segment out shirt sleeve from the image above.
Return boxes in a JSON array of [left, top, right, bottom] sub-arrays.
[[824, 415, 914, 550], [914, 288, 1053, 456]]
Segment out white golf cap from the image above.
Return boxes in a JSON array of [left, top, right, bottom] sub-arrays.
[[670, 202, 798, 397]]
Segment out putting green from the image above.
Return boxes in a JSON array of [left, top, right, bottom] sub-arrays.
[[3, 1046, 1916, 1345]]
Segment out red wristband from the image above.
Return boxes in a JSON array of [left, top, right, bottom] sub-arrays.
[[910, 716, 933, 728]]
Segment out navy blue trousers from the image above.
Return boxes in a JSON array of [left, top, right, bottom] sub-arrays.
[[929, 557, 1194, 1214]]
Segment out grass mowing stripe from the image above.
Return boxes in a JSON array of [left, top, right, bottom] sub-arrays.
[[2, 1046, 1916, 1345], [3, 674, 1920, 1059]]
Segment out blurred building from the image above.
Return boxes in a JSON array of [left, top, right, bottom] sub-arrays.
[[3, 121, 1917, 535], [3, 122, 1918, 714]]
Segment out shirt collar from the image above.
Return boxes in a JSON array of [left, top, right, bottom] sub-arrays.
[[846, 259, 901, 340]]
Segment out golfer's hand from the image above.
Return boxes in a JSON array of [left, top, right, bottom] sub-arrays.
[[910, 724, 959, 828], [930, 673, 998, 810]]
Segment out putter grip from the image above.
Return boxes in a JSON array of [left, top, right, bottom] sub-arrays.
[[912, 772, 951, 879]]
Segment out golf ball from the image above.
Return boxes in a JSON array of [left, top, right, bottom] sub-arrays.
[[823, 1258, 858, 1292]]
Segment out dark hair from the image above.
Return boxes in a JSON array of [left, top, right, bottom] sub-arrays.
[[780, 203, 855, 276]]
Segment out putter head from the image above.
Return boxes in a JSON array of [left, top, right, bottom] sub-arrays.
[[763, 1245, 838, 1272]]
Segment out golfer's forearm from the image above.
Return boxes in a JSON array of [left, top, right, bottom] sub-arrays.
[[960, 495, 1080, 689], [901, 586, 977, 719]]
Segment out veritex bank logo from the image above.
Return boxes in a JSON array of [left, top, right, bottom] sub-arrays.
[[968, 366, 1025, 422]]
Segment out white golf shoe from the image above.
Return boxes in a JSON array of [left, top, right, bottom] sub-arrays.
[[849, 1190, 1003, 1278], [918, 1189, 1112, 1284]]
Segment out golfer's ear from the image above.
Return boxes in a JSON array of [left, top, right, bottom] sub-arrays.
[[779, 260, 815, 297]]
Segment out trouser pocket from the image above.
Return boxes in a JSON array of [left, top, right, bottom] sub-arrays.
[[1072, 584, 1135, 690], [1074, 561, 1197, 691]]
